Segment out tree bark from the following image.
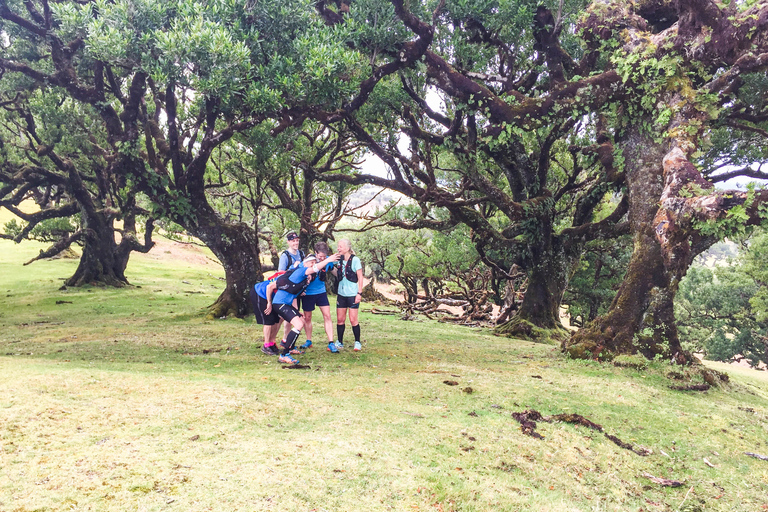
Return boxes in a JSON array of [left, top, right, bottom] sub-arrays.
[[494, 216, 573, 341], [62, 205, 155, 288], [189, 208, 262, 318], [64, 215, 128, 287], [564, 128, 693, 362]]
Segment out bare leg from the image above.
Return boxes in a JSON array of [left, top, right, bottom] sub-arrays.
[[319, 305, 334, 341], [268, 323, 280, 344], [303, 310, 313, 341]]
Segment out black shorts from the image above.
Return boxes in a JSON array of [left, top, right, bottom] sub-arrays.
[[274, 303, 301, 323], [302, 292, 330, 311], [250, 288, 279, 325], [337, 295, 360, 309]]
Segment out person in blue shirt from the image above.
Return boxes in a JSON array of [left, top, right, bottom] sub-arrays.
[[277, 231, 304, 344], [278, 231, 304, 271], [331, 238, 364, 352], [268, 253, 341, 364], [299, 241, 338, 351], [249, 277, 281, 356]]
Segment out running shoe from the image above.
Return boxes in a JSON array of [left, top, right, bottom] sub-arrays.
[[354, 341, 362, 352], [280, 342, 304, 355], [300, 340, 313, 349], [327, 342, 339, 353], [261, 344, 279, 356], [278, 354, 299, 365], [335, 341, 344, 350]]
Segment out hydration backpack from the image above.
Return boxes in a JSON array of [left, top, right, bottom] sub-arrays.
[[274, 266, 311, 296], [336, 256, 359, 283], [280, 249, 305, 270]]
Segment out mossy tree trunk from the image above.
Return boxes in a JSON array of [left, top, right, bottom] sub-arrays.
[[494, 247, 571, 340], [188, 203, 263, 319], [565, 128, 674, 359], [63, 164, 154, 288], [564, 126, 706, 362]]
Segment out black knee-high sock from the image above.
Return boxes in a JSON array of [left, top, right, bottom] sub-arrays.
[[282, 328, 300, 355], [352, 324, 361, 342], [337, 324, 346, 343]]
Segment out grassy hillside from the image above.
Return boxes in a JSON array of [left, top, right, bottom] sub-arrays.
[[1, 239, 767, 511]]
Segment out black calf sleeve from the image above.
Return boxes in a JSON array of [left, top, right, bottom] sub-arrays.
[[352, 325, 361, 342], [282, 328, 300, 355], [337, 324, 346, 343]]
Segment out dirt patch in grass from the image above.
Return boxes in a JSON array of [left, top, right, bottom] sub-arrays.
[[142, 237, 220, 267]]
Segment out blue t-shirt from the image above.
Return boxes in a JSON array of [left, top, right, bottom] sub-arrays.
[[278, 250, 303, 271], [254, 280, 270, 300], [304, 261, 335, 295], [272, 265, 311, 305], [337, 256, 362, 297]]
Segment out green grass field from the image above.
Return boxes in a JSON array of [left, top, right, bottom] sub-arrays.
[[1, 238, 767, 511]]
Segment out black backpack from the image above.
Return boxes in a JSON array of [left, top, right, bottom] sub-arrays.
[[280, 249, 305, 270], [307, 254, 327, 282], [274, 266, 311, 296], [337, 256, 358, 283]]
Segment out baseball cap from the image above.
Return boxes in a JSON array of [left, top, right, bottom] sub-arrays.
[[286, 231, 299, 241]]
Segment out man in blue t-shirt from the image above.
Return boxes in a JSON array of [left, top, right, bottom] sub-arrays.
[[278, 231, 303, 271], [269, 253, 340, 364], [299, 241, 338, 351], [277, 231, 304, 345]]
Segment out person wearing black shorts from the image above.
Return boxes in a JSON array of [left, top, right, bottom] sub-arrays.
[[299, 242, 338, 350], [278, 231, 304, 346], [331, 239, 364, 352], [250, 279, 281, 356]]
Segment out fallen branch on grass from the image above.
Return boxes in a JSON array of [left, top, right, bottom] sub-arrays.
[[669, 384, 711, 391], [510, 409, 652, 456], [746, 452, 768, 461], [370, 308, 399, 315], [641, 472, 685, 487]]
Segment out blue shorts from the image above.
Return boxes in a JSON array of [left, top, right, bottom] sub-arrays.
[[337, 295, 360, 309], [302, 292, 330, 311]]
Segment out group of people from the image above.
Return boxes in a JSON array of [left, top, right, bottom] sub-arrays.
[[249, 232, 364, 365]]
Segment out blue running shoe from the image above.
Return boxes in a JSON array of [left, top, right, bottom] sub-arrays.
[[327, 342, 339, 353], [300, 340, 313, 349], [354, 341, 362, 352], [335, 341, 344, 350], [278, 354, 299, 365]]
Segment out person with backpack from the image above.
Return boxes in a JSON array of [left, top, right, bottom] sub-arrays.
[[299, 241, 338, 351], [278, 231, 304, 271], [331, 238, 364, 352], [268, 253, 341, 364], [277, 231, 304, 346]]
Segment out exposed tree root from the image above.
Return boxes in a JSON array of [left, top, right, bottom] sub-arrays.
[[370, 307, 399, 315], [669, 384, 710, 391], [206, 299, 240, 320], [510, 409, 652, 456], [495, 317, 569, 344]]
